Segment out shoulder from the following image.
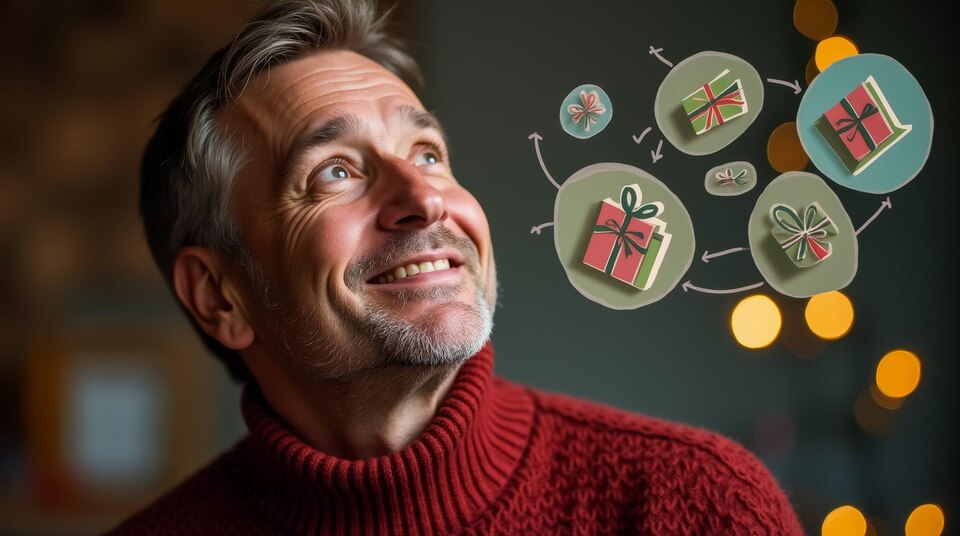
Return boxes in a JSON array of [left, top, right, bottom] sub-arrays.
[[106, 440, 274, 535], [522, 384, 804, 535]]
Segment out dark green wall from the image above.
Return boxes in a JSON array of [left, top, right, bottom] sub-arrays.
[[416, 0, 956, 531]]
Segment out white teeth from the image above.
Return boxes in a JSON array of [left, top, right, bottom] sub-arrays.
[[377, 258, 453, 283]]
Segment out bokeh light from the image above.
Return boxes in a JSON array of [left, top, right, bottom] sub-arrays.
[[855, 387, 897, 436], [869, 384, 905, 411], [731, 295, 782, 349], [806, 55, 821, 85], [794, 0, 838, 40], [906, 504, 945, 536], [822, 505, 867, 536], [815, 35, 859, 71], [876, 349, 921, 398], [753, 411, 796, 462], [805, 290, 854, 339], [767, 122, 810, 173]]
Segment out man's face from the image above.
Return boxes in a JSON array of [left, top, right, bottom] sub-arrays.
[[222, 50, 496, 381]]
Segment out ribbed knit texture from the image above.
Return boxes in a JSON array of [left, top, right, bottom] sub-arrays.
[[109, 342, 803, 535]]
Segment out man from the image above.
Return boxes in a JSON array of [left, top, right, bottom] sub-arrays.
[[113, 0, 804, 533]]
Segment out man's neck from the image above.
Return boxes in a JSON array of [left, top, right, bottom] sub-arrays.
[[251, 358, 465, 460]]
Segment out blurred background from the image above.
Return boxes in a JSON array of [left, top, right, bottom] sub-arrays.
[[0, 0, 954, 534]]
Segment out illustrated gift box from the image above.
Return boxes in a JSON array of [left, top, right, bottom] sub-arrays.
[[681, 69, 748, 135], [769, 202, 838, 268], [815, 75, 912, 176], [582, 184, 672, 290]]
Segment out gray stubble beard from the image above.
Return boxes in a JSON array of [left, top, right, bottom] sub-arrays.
[[236, 228, 495, 384]]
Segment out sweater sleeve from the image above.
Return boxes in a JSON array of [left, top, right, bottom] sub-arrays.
[[636, 433, 804, 536]]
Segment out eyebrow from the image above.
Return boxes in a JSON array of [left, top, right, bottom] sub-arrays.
[[279, 105, 448, 186]]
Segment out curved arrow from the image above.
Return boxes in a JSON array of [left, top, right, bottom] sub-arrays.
[[682, 280, 764, 295], [528, 132, 561, 190], [530, 222, 554, 235], [855, 197, 893, 236], [701, 247, 749, 263], [766, 78, 803, 94]]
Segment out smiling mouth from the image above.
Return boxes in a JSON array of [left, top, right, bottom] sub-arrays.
[[368, 257, 460, 285]]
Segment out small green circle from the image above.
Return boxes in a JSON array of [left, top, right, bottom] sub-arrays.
[[748, 172, 858, 297], [704, 161, 757, 197], [554, 163, 695, 309]]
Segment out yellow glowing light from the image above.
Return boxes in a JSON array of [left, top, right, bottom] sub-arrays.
[[805, 290, 854, 340], [815, 36, 859, 71], [906, 504, 945, 536], [822, 505, 867, 536], [876, 349, 921, 398], [731, 295, 782, 349], [794, 0, 839, 41], [767, 122, 810, 173]]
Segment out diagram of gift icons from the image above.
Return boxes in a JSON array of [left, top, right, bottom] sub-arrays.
[[682, 69, 748, 135], [770, 202, 838, 268], [816, 75, 912, 175], [582, 184, 672, 290]]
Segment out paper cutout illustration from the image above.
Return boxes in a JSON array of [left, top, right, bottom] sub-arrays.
[[815, 75, 912, 176], [716, 168, 748, 186], [655, 51, 765, 156], [682, 69, 748, 135], [704, 161, 756, 197], [797, 54, 932, 194], [769, 202, 838, 268], [582, 184, 672, 290], [559, 84, 613, 139]]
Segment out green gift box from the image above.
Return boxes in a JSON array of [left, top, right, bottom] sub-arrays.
[[681, 69, 748, 135]]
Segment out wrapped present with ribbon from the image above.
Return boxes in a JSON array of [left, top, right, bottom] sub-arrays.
[[681, 69, 749, 135], [816, 75, 912, 176], [769, 202, 838, 268], [715, 168, 748, 187], [582, 184, 672, 290]]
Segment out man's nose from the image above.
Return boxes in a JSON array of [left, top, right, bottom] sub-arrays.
[[375, 156, 447, 231]]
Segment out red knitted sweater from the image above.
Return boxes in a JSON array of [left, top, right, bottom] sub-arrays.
[[109, 343, 803, 535]]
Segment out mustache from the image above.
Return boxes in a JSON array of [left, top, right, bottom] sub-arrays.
[[345, 226, 481, 290]]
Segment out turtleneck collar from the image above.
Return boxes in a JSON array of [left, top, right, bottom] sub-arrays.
[[237, 342, 535, 535]]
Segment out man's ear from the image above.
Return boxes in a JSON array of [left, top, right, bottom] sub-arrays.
[[172, 247, 255, 350]]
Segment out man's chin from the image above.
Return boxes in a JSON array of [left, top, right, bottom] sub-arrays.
[[365, 299, 492, 368]]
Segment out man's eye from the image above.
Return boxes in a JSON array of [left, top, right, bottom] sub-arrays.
[[317, 162, 352, 181], [414, 150, 440, 166]]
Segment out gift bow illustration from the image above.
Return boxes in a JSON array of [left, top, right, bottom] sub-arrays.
[[715, 168, 748, 186], [834, 101, 880, 150], [593, 186, 662, 274], [771, 203, 835, 262], [568, 90, 607, 131]]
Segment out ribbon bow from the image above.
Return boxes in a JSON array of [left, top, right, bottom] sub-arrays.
[[715, 168, 748, 186], [834, 101, 880, 150], [771, 203, 835, 262], [688, 80, 745, 131], [593, 186, 661, 274]]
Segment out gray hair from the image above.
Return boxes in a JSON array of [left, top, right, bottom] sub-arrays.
[[140, 0, 423, 381]]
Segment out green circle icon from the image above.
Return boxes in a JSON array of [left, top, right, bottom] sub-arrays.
[[554, 163, 695, 309]]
